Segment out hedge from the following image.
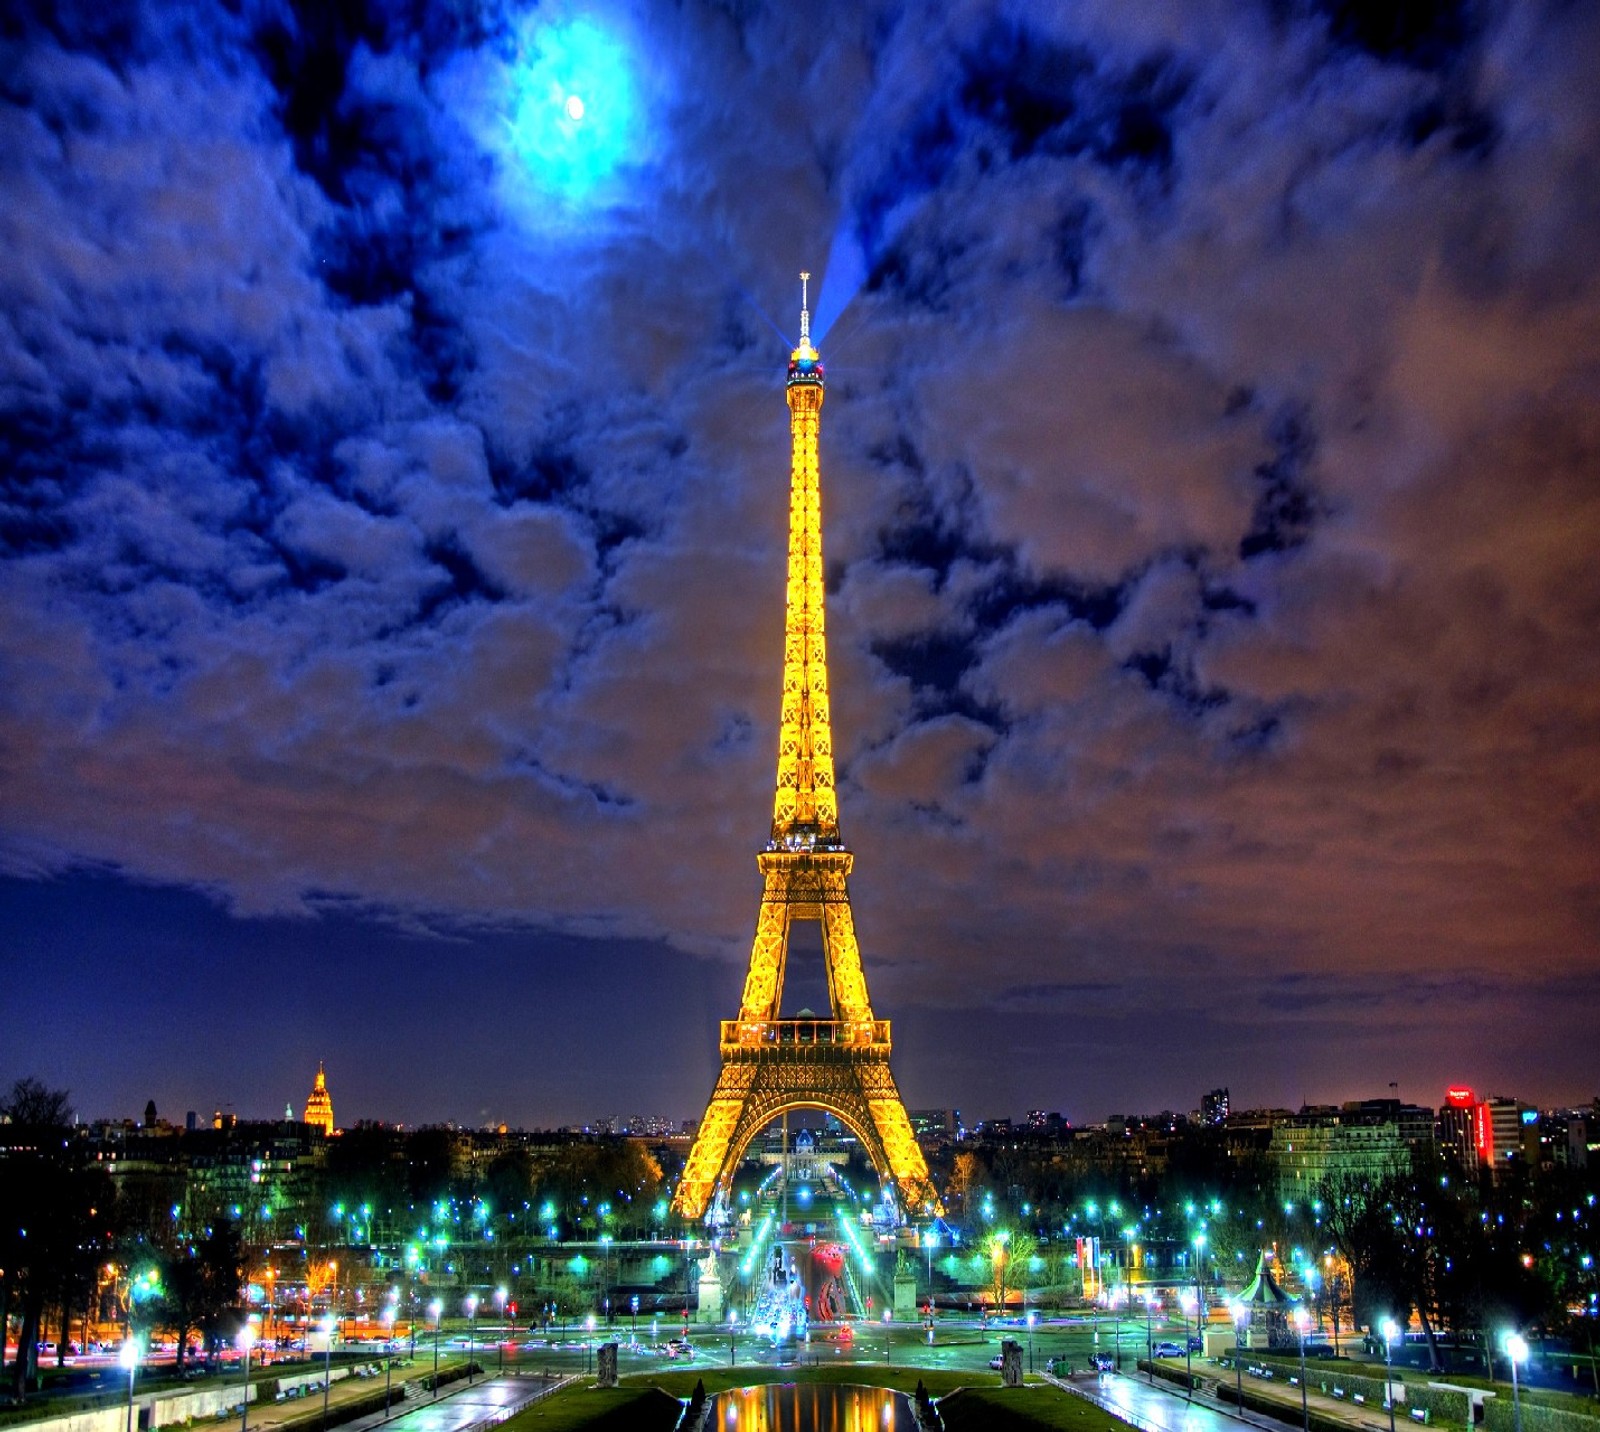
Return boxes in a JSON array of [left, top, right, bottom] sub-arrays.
[[423, 1363, 483, 1393], [1483, 1398, 1600, 1432]]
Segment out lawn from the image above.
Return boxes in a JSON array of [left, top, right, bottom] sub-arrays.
[[941, 1385, 1139, 1431], [495, 1386, 682, 1430]]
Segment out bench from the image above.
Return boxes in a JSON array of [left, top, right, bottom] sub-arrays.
[[1411, 1408, 1430, 1423], [1332, 1388, 1346, 1399], [1354, 1393, 1366, 1403]]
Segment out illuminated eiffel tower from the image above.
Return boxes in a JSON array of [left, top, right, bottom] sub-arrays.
[[673, 276, 940, 1222]]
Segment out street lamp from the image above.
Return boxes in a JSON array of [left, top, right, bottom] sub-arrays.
[[1505, 1333, 1529, 1432], [1027, 1311, 1037, 1374], [495, 1288, 507, 1374], [1114, 1288, 1122, 1370], [464, 1295, 478, 1386], [237, 1323, 256, 1432], [376, 1312, 395, 1420], [120, 1335, 142, 1432], [1294, 1307, 1310, 1432], [429, 1299, 443, 1399], [1232, 1301, 1247, 1414], [320, 1315, 335, 1432], [1382, 1317, 1400, 1432], [728, 1309, 737, 1367], [1180, 1289, 1197, 1400], [1143, 1291, 1154, 1384]]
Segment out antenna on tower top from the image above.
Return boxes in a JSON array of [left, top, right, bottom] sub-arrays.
[[799, 271, 811, 345]]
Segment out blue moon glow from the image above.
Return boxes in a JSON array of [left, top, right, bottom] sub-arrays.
[[503, 17, 636, 201]]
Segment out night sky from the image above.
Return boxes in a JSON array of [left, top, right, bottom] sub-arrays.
[[3, 1, 1598, 1133]]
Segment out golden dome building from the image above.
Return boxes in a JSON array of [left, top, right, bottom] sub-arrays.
[[304, 1062, 334, 1136]]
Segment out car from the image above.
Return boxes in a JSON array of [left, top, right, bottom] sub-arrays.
[[1188, 1335, 1203, 1352], [1153, 1342, 1185, 1358], [988, 1354, 1006, 1370], [1091, 1353, 1115, 1372]]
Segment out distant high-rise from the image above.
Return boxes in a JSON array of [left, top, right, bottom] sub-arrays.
[[304, 1062, 334, 1136], [1201, 1088, 1230, 1126], [1439, 1087, 1480, 1174]]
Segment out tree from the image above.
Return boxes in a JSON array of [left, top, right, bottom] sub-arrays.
[[159, 1222, 244, 1369], [2, 1078, 73, 1127], [0, 1079, 112, 1398], [985, 1228, 1038, 1312], [947, 1153, 988, 1220]]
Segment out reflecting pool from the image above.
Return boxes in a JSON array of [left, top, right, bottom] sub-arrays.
[[710, 1381, 916, 1430]]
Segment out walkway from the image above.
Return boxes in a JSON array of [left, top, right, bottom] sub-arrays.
[[332, 1376, 571, 1432], [1057, 1372, 1260, 1432], [1058, 1365, 1400, 1432]]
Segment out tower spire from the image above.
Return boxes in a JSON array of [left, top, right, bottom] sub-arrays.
[[799, 270, 811, 346]]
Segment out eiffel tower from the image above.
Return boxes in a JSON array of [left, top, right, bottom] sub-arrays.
[[672, 276, 940, 1222]]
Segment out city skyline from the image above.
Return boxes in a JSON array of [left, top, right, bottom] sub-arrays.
[[4, 3, 1599, 1128], [15, 1019, 1593, 1136]]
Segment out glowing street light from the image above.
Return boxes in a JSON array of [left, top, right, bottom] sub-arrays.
[[464, 1295, 478, 1386], [1142, 1290, 1155, 1385], [320, 1315, 335, 1432], [1505, 1332, 1529, 1432], [1294, 1307, 1311, 1432], [120, 1336, 142, 1432], [495, 1287, 508, 1374], [1382, 1317, 1401, 1432], [237, 1322, 256, 1432], [1180, 1289, 1197, 1400], [1232, 1301, 1248, 1413], [381, 1305, 396, 1417], [429, 1299, 443, 1399]]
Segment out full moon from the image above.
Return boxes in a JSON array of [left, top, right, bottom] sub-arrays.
[[565, 94, 585, 121]]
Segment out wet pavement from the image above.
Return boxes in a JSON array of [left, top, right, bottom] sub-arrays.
[[1065, 1371, 1278, 1432], [332, 1376, 569, 1432]]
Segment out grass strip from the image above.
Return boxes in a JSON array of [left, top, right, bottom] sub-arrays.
[[494, 1387, 681, 1431]]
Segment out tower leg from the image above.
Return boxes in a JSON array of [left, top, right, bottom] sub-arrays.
[[673, 1063, 757, 1220]]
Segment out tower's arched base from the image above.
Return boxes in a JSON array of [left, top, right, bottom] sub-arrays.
[[671, 1019, 939, 1221]]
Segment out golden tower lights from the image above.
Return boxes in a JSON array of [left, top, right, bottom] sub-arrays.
[[673, 275, 940, 1222]]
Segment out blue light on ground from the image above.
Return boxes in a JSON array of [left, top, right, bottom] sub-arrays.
[[502, 17, 636, 203]]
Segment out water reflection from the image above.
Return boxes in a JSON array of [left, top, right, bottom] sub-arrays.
[[711, 1381, 915, 1430]]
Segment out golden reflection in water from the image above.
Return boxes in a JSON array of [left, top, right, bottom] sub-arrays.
[[715, 1381, 908, 1431]]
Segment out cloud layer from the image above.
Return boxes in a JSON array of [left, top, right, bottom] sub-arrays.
[[2, 0, 1597, 1117]]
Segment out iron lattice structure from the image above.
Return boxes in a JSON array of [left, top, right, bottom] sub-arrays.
[[673, 278, 941, 1221]]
